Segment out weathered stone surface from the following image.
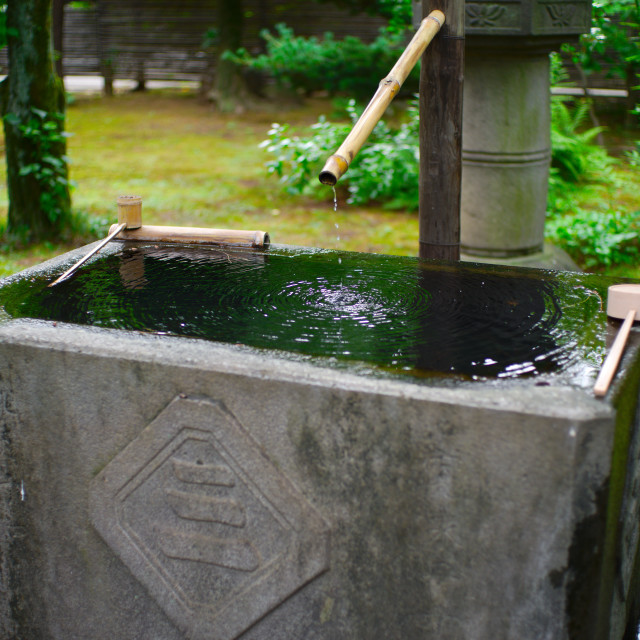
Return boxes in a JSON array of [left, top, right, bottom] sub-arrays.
[[0, 244, 639, 639], [0, 312, 637, 639]]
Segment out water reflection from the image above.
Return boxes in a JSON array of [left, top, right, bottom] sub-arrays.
[[0, 245, 610, 384]]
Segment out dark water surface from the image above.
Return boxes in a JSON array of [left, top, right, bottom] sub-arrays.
[[0, 244, 613, 384]]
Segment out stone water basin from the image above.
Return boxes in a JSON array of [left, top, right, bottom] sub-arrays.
[[0, 241, 639, 639]]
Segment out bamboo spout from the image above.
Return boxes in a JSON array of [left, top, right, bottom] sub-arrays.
[[318, 10, 444, 186]]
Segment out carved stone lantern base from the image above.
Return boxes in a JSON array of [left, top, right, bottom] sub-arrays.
[[461, 44, 555, 257]]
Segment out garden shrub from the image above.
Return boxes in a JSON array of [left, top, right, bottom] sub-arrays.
[[550, 96, 614, 183], [260, 98, 420, 210], [260, 67, 637, 270], [543, 94, 637, 269], [227, 24, 419, 100], [545, 208, 640, 268]]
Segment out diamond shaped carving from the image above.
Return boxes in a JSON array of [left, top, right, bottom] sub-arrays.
[[90, 395, 330, 640]]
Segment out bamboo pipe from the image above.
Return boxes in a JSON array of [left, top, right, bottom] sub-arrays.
[[318, 10, 445, 186], [112, 195, 269, 247], [109, 224, 270, 248]]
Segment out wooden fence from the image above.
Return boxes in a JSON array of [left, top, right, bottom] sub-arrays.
[[0, 1, 385, 83], [0, 1, 628, 93]]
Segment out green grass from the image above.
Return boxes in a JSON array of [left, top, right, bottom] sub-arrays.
[[0, 90, 420, 277], [0, 88, 638, 277]]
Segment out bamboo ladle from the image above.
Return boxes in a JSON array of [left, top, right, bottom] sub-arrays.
[[48, 195, 142, 286], [49, 196, 270, 286], [593, 284, 640, 396]]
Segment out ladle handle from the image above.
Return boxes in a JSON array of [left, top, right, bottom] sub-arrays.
[[594, 308, 637, 397], [48, 222, 127, 287]]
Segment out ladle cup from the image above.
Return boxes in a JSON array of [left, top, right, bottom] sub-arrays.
[[593, 284, 640, 396]]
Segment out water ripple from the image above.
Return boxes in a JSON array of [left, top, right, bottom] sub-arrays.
[[0, 245, 609, 382]]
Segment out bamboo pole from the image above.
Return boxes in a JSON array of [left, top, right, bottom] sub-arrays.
[[318, 10, 445, 186], [419, 0, 463, 262], [593, 309, 636, 397], [109, 224, 270, 248]]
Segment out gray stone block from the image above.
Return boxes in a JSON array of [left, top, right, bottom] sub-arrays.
[[0, 246, 640, 639]]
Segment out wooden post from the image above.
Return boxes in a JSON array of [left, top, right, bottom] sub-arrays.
[[419, 0, 464, 261]]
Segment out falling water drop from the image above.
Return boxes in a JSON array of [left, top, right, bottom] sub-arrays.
[[331, 186, 341, 260]]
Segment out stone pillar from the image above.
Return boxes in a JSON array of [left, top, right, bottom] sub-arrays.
[[461, 44, 552, 257], [414, 0, 592, 261], [461, 0, 592, 259]]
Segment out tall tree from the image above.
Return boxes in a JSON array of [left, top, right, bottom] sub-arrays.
[[214, 0, 246, 112], [1, 0, 72, 241]]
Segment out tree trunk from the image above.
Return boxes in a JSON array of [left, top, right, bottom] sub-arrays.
[[2, 0, 72, 242], [214, 0, 246, 112], [52, 0, 64, 77]]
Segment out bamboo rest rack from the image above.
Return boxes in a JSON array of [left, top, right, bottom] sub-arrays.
[[49, 196, 270, 286]]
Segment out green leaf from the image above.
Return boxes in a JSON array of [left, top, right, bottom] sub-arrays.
[[31, 108, 48, 121]]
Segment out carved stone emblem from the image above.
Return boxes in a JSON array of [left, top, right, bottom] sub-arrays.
[[90, 395, 330, 640], [546, 3, 576, 27], [534, 1, 591, 34], [466, 3, 507, 27], [464, 0, 590, 36], [465, 1, 521, 33]]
